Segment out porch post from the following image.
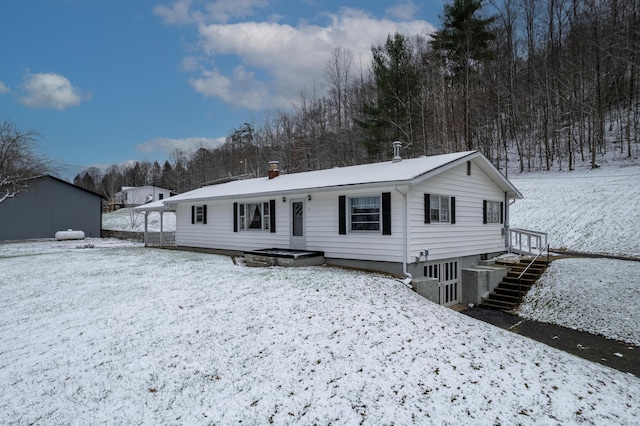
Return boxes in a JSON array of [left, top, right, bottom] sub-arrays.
[[160, 211, 164, 248], [144, 211, 149, 246]]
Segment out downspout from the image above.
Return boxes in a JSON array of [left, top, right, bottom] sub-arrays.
[[394, 185, 412, 286], [505, 191, 515, 251]]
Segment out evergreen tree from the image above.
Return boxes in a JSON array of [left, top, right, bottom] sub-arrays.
[[159, 160, 175, 191], [357, 33, 421, 159], [430, 0, 496, 150]]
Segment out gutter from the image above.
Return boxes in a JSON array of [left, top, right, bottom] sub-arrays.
[[394, 184, 412, 286], [164, 179, 418, 205]]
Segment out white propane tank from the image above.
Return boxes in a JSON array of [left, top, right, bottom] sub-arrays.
[[55, 229, 85, 240]]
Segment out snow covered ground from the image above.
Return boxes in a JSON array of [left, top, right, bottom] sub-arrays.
[[1, 239, 639, 424], [519, 258, 640, 346], [99, 165, 640, 346], [509, 162, 640, 343], [509, 162, 640, 258]]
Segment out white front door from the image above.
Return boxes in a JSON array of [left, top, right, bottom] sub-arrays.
[[290, 199, 306, 249], [425, 259, 460, 306]]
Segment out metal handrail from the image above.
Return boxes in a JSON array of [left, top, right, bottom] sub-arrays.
[[517, 242, 550, 303]]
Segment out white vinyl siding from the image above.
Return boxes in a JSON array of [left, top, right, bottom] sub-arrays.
[[408, 161, 506, 261], [175, 199, 288, 251], [174, 188, 404, 262], [305, 188, 403, 262], [173, 159, 508, 265]]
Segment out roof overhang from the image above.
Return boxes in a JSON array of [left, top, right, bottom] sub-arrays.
[[133, 199, 176, 212], [134, 151, 523, 208], [410, 151, 523, 199]]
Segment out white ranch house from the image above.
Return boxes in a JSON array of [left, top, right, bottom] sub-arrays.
[[111, 185, 174, 210], [136, 150, 525, 306]]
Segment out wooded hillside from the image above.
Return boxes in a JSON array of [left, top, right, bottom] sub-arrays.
[[76, 0, 639, 197]]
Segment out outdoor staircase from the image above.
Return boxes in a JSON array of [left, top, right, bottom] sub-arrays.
[[481, 258, 550, 312]]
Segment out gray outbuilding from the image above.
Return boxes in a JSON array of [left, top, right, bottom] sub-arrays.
[[0, 175, 103, 241]]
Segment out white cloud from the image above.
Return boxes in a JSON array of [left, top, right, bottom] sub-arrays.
[[386, 1, 420, 21], [180, 55, 202, 72], [189, 8, 434, 109], [153, 0, 194, 24], [136, 136, 226, 155], [204, 0, 268, 23], [20, 72, 89, 110], [0, 82, 10, 94], [189, 66, 285, 110], [154, 0, 268, 25]]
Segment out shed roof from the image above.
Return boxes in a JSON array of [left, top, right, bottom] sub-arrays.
[[31, 175, 105, 199], [136, 151, 521, 211]]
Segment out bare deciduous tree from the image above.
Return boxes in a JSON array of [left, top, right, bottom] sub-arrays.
[[0, 120, 51, 203]]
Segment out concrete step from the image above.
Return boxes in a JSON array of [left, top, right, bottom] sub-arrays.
[[501, 277, 536, 286], [494, 287, 527, 297], [481, 299, 517, 311]]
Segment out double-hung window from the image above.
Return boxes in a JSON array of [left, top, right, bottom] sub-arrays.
[[430, 195, 450, 223], [236, 201, 273, 231], [247, 203, 263, 229], [484, 200, 503, 224], [350, 195, 381, 231], [195, 206, 204, 223], [424, 194, 455, 224], [191, 205, 207, 224]]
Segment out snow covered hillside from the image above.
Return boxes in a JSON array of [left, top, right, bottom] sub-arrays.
[[1, 239, 639, 424], [508, 162, 640, 343], [509, 162, 640, 258]]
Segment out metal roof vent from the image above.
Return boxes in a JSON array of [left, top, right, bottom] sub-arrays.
[[392, 141, 402, 163]]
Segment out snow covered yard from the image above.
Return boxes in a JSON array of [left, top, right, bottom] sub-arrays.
[[1, 240, 640, 424], [510, 163, 640, 344], [519, 258, 640, 346]]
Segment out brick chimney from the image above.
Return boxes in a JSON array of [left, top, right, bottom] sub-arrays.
[[268, 161, 280, 179]]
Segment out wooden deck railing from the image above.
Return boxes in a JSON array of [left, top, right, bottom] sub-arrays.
[[509, 228, 548, 256]]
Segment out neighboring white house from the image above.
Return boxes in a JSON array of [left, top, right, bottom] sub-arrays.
[[136, 150, 523, 306], [111, 186, 174, 209]]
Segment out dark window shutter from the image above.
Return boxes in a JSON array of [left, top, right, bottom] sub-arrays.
[[203, 205, 208, 224], [338, 195, 346, 234], [191, 205, 195, 224], [500, 201, 504, 224], [233, 202, 238, 232], [382, 192, 391, 235], [483, 200, 487, 224], [451, 197, 456, 224], [424, 194, 430, 224], [270, 199, 276, 233]]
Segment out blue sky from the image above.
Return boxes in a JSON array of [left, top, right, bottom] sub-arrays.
[[0, 0, 441, 180]]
